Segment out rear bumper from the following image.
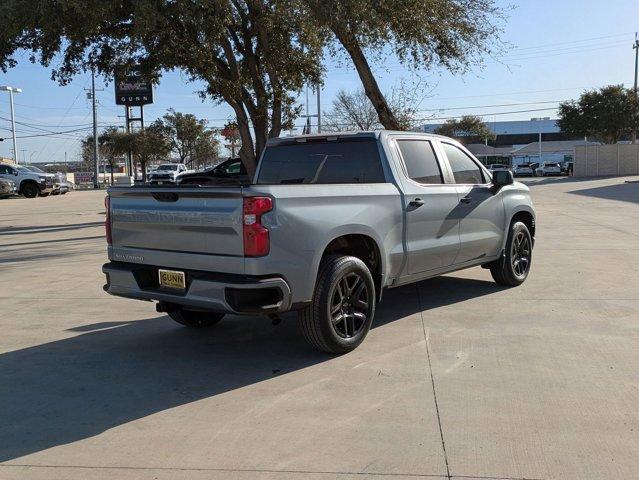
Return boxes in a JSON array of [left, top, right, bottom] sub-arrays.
[[102, 261, 292, 314]]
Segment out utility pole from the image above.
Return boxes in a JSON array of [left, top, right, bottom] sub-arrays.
[[633, 32, 638, 144], [91, 69, 99, 188], [0, 85, 22, 163], [316, 86, 321, 133]]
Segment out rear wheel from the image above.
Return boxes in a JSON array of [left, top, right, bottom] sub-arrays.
[[168, 308, 225, 328], [299, 255, 375, 354], [21, 183, 39, 198], [490, 221, 532, 286]]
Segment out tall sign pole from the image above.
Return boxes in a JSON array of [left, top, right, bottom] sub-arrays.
[[115, 66, 154, 181]]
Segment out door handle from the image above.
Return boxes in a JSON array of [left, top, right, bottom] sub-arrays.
[[460, 196, 472, 204], [408, 198, 425, 208]]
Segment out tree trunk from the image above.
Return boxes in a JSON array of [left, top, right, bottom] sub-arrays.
[[228, 98, 257, 179], [336, 30, 401, 131]]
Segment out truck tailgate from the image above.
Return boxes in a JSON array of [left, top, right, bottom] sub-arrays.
[[108, 186, 244, 258]]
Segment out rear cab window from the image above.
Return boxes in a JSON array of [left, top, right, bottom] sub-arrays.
[[256, 138, 385, 184]]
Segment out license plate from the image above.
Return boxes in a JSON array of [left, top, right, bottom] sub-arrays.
[[158, 269, 186, 290]]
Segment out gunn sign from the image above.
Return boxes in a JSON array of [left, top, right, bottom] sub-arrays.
[[115, 66, 154, 106]]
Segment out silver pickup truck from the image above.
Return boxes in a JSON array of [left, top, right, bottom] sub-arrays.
[[103, 131, 535, 353]]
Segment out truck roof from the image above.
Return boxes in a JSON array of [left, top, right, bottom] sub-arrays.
[[266, 130, 450, 146]]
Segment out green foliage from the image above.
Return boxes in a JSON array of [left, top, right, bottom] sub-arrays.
[[304, 0, 505, 129], [557, 85, 638, 144], [150, 109, 217, 165], [435, 116, 495, 142], [0, 0, 504, 167]]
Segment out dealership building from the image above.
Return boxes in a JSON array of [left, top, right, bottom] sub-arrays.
[[419, 118, 594, 165]]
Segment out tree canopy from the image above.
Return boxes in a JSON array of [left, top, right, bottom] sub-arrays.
[[0, 0, 505, 172], [150, 109, 219, 167], [435, 116, 495, 143], [557, 85, 638, 144]]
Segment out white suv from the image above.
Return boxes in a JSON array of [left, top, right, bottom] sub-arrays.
[[535, 163, 562, 177], [147, 164, 189, 184], [0, 163, 54, 198]]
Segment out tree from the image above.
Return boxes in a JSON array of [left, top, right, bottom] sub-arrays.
[[325, 83, 425, 131], [98, 127, 129, 184], [130, 126, 172, 182], [191, 130, 221, 168], [151, 109, 214, 166], [221, 121, 241, 157], [304, 0, 504, 130], [435, 116, 495, 143], [558, 85, 638, 144], [0, 1, 324, 177]]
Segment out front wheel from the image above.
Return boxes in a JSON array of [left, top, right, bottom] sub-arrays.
[[299, 255, 375, 354], [490, 221, 533, 286], [21, 183, 39, 198], [168, 308, 225, 328]]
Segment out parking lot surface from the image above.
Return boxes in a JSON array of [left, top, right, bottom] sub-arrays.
[[1, 176, 638, 480]]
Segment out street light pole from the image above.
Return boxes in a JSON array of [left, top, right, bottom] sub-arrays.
[[0, 85, 22, 163]]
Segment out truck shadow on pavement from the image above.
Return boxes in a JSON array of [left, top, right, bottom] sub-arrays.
[[0, 276, 502, 462]]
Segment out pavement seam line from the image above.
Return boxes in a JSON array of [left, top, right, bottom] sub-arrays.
[[0, 464, 544, 479], [415, 284, 452, 480]]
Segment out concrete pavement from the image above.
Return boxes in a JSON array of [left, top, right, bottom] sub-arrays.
[[0, 176, 638, 479]]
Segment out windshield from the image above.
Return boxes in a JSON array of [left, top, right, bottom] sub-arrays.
[[25, 165, 45, 173], [15, 165, 31, 173], [156, 165, 178, 171]]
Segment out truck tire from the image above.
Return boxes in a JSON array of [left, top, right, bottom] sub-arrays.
[[168, 309, 225, 328], [299, 255, 376, 354], [490, 221, 532, 287], [21, 182, 39, 198]]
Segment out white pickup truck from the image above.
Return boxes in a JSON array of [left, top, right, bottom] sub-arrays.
[[103, 131, 536, 353], [147, 163, 190, 184], [0, 163, 54, 198]]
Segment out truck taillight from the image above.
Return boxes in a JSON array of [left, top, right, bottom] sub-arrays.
[[105, 195, 112, 245], [243, 196, 272, 257]]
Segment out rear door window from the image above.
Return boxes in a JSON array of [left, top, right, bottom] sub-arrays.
[[257, 139, 385, 184], [396, 139, 443, 184], [442, 143, 486, 184]]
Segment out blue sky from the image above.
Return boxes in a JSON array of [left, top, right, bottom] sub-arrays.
[[0, 0, 637, 163]]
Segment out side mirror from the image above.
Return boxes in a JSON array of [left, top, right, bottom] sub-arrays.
[[492, 170, 513, 191], [13, 170, 19, 176]]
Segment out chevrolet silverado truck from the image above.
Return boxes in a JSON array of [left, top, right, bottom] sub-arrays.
[[103, 131, 535, 353], [0, 163, 54, 198]]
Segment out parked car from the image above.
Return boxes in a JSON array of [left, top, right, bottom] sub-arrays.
[[51, 172, 70, 195], [147, 163, 190, 184], [513, 164, 534, 176], [535, 162, 562, 176], [23, 165, 58, 196], [177, 158, 249, 186], [0, 163, 53, 198], [0, 178, 17, 198], [103, 131, 536, 353]]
